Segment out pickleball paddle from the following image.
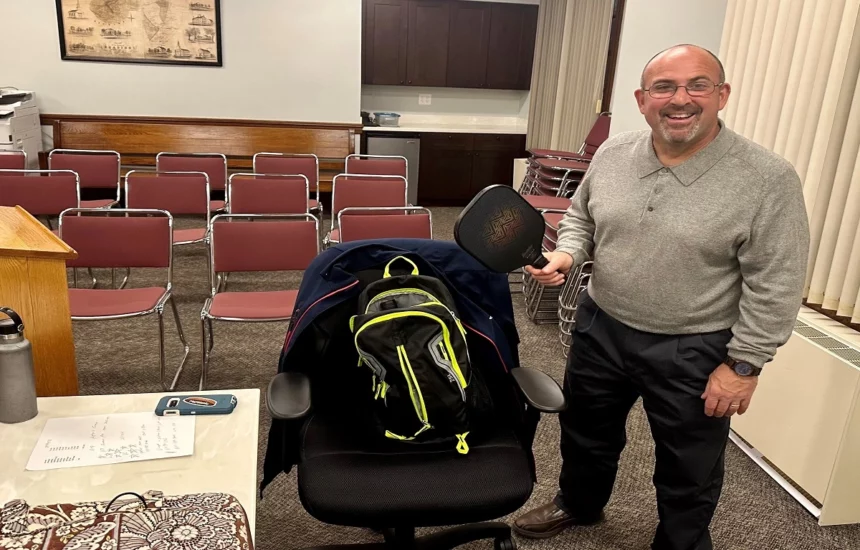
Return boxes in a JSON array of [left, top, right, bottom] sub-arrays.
[[454, 184, 550, 273]]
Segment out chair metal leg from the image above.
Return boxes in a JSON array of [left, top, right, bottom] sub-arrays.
[[118, 268, 131, 290], [200, 315, 215, 391], [88, 268, 98, 289], [158, 297, 191, 391]]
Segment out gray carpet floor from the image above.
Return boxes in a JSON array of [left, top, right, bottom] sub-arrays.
[[68, 208, 860, 549]]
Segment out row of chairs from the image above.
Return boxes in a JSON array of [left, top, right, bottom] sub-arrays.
[[60, 208, 321, 391]]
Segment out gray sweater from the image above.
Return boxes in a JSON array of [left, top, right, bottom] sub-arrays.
[[555, 123, 809, 368]]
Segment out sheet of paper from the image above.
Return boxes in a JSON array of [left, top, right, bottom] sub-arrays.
[[26, 412, 195, 471]]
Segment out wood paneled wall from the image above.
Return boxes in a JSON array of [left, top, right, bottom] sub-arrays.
[[42, 115, 362, 192]]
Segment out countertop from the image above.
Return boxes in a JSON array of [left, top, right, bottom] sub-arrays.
[[361, 115, 527, 135]]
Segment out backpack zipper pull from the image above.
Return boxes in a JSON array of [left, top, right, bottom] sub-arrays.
[[455, 432, 470, 455]]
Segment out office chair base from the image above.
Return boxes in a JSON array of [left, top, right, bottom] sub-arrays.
[[306, 522, 515, 550]]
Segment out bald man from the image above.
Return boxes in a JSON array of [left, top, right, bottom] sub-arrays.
[[513, 45, 809, 550]]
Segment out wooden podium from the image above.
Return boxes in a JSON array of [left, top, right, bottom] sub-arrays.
[[0, 206, 79, 396]]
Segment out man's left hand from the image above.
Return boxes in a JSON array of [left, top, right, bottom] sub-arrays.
[[701, 363, 758, 417]]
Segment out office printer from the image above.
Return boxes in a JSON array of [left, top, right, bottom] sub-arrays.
[[0, 89, 41, 169]]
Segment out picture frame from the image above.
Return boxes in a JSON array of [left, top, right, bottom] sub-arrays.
[[55, 0, 223, 67]]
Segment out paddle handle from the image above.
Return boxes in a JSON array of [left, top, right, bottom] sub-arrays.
[[531, 254, 549, 269]]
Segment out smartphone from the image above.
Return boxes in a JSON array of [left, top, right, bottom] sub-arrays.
[[155, 394, 237, 416]]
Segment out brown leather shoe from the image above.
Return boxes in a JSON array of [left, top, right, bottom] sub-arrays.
[[512, 501, 603, 539]]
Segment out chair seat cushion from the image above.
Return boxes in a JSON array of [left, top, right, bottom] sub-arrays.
[[524, 195, 571, 210], [308, 198, 320, 211], [327, 228, 340, 243], [210, 200, 226, 212], [174, 227, 207, 244], [297, 415, 534, 527], [207, 290, 297, 320], [70, 287, 166, 318], [80, 199, 116, 209]]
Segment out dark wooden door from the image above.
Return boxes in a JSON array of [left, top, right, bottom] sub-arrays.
[[406, 0, 451, 87], [485, 4, 539, 91], [363, 0, 409, 85], [446, 2, 491, 89], [418, 134, 474, 205]]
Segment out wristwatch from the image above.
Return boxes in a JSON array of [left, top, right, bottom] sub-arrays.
[[725, 356, 762, 377]]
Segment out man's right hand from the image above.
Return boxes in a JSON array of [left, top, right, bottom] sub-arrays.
[[524, 251, 574, 286]]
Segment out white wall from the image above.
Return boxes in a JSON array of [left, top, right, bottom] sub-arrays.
[[3, 1, 362, 124], [361, 86, 530, 119], [609, 0, 728, 136]]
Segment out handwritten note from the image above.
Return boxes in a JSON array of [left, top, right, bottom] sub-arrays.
[[26, 413, 195, 471]]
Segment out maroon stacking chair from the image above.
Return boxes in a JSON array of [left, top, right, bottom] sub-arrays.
[[0, 169, 80, 219], [0, 151, 27, 170], [125, 170, 211, 246], [227, 173, 310, 214], [48, 149, 120, 208], [59, 208, 190, 390], [337, 206, 432, 242], [345, 154, 408, 179], [200, 213, 319, 389], [252, 153, 321, 216], [527, 112, 611, 162], [156, 152, 227, 212], [327, 174, 408, 246]]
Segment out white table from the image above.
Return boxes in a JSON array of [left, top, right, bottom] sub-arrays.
[[0, 388, 260, 538]]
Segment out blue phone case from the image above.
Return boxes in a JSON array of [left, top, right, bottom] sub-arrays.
[[155, 394, 237, 416]]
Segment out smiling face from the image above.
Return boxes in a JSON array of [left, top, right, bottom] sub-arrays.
[[635, 46, 730, 151]]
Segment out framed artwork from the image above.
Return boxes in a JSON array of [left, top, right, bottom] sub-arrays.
[[55, 0, 222, 67]]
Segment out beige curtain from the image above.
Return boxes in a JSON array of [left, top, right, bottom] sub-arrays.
[[722, 0, 860, 323], [526, 0, 613, 150]]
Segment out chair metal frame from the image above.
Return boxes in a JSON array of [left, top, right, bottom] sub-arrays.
[[59, 207, 190, 390], [558, 261, 593, 357], [227, 172, 310, 214], [48, 148, 121, 208], [336, 206, 432, 242], [125, 169, 212, 246], [523, 208, 569, 324], [156, 151, 228, 211], [200, 213, 320, 390], [252, 152, 321, 215], [327, 173, 409, 247], [0, 150, 27, 169]]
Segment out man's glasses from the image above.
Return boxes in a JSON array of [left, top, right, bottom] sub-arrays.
[[643, 80, 723, 99]]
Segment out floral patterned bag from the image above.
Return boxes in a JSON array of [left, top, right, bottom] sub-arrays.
[[0, 490, 253, 550]]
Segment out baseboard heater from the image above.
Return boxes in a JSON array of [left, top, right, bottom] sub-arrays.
[[730, 306, 860, 526]]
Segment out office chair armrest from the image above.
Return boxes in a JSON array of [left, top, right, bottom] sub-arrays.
[[266, 372, 312, 420], [511, 367, 566, 413]]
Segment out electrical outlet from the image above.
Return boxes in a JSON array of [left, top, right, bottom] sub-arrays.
[[418, 94, 432, 106]]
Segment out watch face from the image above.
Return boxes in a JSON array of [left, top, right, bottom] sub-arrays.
[[734, 363, 754, 376]]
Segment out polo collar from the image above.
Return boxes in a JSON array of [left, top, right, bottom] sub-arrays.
[[637, 120, 736, 186]]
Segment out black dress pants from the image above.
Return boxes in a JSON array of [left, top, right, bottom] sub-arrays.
[[554, 293, 733, 550]]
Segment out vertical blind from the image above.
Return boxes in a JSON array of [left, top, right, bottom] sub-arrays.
[[526, 0, 613, 151], [721, 0, 860, 323]]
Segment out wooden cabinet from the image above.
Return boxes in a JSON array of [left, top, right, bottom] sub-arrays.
[[362, 0, 537, 91], [406, 1, 451, 87], [446, 3, 491, 89], [485, 3, 539, 90], [418, 132, 526, 206], [363, 0, 409, 86]]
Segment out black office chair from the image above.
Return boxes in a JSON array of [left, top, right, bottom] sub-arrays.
[[263, 240, 566, 549], [267, 366, 563, 550]]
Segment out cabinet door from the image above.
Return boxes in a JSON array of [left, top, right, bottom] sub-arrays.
[[418, 134, 474, 205], [471, 135, 527, 195], [517, 6, 539, 90], [406, 0, 451, 87], [486, 4, 539, 90], [363, 0, 409, 85], [446, 2, 491, 89]]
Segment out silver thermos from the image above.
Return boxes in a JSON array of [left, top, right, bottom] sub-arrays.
[[0, 307, 38, 423]]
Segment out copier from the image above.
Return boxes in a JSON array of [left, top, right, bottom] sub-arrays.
[[0, 89, 40, 169]]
